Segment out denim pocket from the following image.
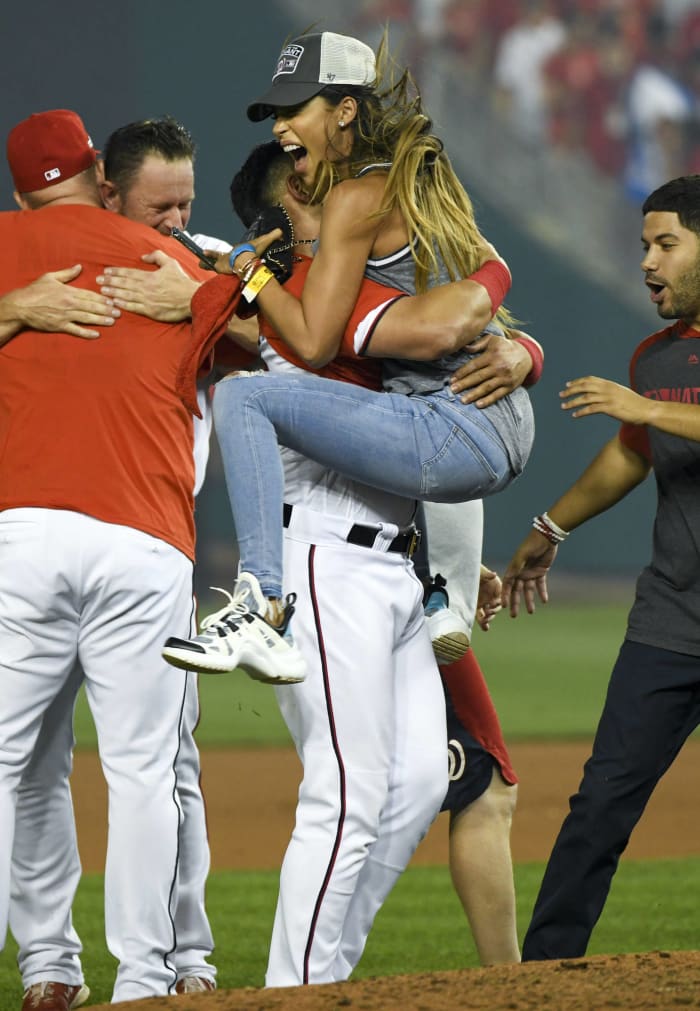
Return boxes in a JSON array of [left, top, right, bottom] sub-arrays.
[[420, 424, 502, 500]]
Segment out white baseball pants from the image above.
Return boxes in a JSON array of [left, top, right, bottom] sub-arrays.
[[0, 508, 193, 1000], [265, 505, 448, 986]]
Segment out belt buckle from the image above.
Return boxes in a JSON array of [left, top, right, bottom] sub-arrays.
[[407, 528, 421, 558]]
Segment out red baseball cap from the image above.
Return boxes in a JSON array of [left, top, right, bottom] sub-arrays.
[[7, 109, 98, 193]]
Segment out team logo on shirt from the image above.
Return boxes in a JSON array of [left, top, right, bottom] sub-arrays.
[[645, 386, 700, 402]]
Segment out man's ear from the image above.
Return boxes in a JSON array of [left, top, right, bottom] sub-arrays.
[[286, 173, 311, 205], [100, 178, 122, 213], [13, 190, 28, 210]]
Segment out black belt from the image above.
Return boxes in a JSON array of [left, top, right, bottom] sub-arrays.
[[283, 503, 421, 557]]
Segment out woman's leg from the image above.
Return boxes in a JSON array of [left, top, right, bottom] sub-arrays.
[[163, 371, 523, 683], [212, 371, 514, 597]]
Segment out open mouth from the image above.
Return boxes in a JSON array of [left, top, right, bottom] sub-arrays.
[[647, 280, 667, 304], [282, 144, 309, 173]]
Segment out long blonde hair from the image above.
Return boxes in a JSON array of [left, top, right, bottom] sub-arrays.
[[310, 30, 511, 325]]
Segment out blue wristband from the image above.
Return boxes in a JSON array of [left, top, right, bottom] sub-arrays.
[[228, 242, 255, 270]]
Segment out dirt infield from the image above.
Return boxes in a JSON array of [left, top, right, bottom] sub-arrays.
[[71, 740, 700, 1010], [85, 951, 700, 1011], [72, 739, 700, 871]]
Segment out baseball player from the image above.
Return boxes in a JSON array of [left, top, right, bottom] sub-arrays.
[[0, 109, 213, 1002], [226, 166, 448, 989], [6, 117, 220, 1006], [103, 138, 537, 971], [503, 174, 700, 961], [177, 140, 530, 980]]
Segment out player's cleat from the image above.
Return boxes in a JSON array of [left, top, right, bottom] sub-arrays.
[[162, 572, 307, 684], [424, 573, 470, 665], [21, 982, 90, 1011], [174, 976, 216, 993]]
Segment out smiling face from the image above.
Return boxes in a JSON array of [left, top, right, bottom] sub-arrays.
[[102, 153, 195, 235], [271, 95, 355, 186], [641, 210, 700, 329]]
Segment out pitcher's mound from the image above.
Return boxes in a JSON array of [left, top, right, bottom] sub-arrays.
[[84, 950, 700, 1010]]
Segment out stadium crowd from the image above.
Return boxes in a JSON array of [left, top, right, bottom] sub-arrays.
[[351, 0, 700, 204]]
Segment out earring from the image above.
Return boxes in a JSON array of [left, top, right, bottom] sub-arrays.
[[339, 120, 345, 128]]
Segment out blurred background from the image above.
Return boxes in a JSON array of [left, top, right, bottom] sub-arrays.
[[5, 0, 699, 600]]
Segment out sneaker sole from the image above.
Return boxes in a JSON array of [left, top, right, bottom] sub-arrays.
[[162, 646, 306, 685], [239, 662, 306, 686], [71, 986, 91, 1010], [432, 631, 470, 665]]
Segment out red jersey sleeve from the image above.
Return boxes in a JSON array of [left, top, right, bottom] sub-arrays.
[[618, 333, 656, 462]]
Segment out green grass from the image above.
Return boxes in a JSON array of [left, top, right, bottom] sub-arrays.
[[3, 859, 700, 1008], [73, 667, 292, 750], [468, 602, 629, 739], [8, 596, 694, 1006], [71, 601, 635, 750]]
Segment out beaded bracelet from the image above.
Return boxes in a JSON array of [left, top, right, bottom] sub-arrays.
[[228, 242, 255, 271], [532, 511, 570, 545], [236, 257, 263, 284]]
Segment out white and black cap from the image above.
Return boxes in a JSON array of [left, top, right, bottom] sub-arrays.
[[247, 32, 376, 122]]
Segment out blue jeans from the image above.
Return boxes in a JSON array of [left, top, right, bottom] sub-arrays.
[[212, 372, 534, 598]]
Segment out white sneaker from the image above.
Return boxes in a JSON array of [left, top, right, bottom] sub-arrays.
[[424, 574, 470, 665], [162, 572, 307, 684]]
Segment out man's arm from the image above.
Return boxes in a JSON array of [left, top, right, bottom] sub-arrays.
[[562, 375, 700, 442], [0, 265, 120, 347], [501, 434, 651, 617], [97, 250, 262, 354]]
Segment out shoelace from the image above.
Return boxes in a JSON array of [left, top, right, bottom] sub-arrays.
[[199, 586, 253, 632]]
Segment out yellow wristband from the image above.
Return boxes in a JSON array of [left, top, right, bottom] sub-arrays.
[[242, 264, 274, 303]]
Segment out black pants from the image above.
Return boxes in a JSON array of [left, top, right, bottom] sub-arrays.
[[522, 638, 700, 961]]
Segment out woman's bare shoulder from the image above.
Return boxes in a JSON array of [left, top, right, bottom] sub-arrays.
[[325, 173, 387, 216]]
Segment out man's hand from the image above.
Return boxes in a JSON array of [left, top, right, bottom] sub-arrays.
[[98, 251, 201, 322], [475, 565, 502, 631], [501, 531, 558, 617], [450, 330, 532, 407], [561, 376, 652, 425], [4, 264, 120, 339]]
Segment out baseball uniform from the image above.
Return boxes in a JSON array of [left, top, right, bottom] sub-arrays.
[[0, 203, 209, 1000]]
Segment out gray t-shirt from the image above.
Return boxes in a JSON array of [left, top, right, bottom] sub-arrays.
[[362, 242, 533, 478], [624, 322, 700, 656]]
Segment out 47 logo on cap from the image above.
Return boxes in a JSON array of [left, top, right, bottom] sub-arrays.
[[275, 44, 304, 78]]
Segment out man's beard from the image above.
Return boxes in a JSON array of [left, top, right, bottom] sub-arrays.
[[659, 254, 700, 321]]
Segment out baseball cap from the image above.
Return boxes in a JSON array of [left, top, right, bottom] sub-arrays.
[[7, 109, 98, 193], [247, 32, 376, 122]]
